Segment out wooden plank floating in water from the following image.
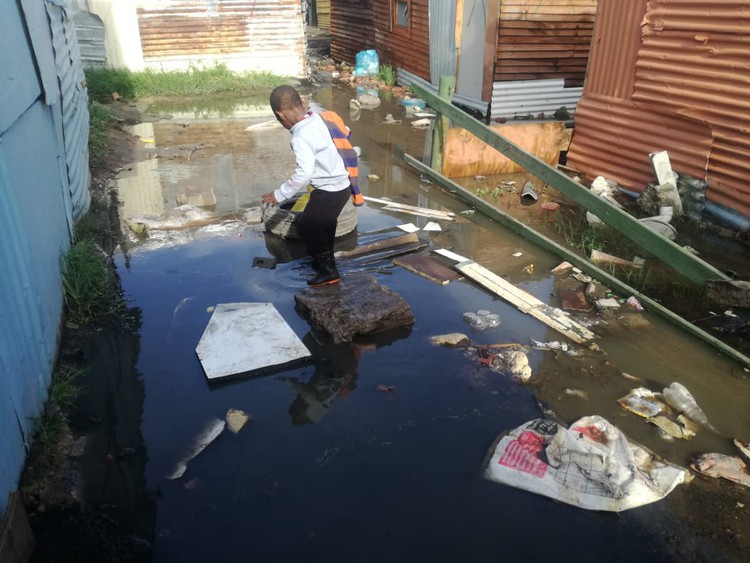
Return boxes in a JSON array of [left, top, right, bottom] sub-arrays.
[[394, 253, 463, 285], [456, 260, 596, 343], [434, 247, 596, 343], [346, 242, 427, 266], [335, 232, 420, 259]]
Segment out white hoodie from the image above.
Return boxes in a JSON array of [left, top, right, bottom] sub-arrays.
[[273, 111, 350, 204]]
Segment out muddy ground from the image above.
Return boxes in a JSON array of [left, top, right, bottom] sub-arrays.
[[21, 78, 750, 561]]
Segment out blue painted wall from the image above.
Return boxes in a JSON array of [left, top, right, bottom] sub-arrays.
[[0, 0, 89, 516]]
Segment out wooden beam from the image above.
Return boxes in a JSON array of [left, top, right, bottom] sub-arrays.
[[403, 153, 750, 368], [410, 82, 729, 286]]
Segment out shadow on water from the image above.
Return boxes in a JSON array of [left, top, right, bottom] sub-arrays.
[[106, 84, 750, 562]]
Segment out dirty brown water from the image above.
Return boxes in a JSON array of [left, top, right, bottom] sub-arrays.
[[102, 85, 749, 561]]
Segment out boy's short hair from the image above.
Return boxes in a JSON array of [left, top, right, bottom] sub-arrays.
[[270, 85, 303, 112]]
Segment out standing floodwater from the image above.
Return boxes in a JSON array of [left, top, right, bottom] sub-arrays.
[[107, 85, 750, 561]]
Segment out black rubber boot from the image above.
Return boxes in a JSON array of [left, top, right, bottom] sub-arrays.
[[307, 251, 340, 286]]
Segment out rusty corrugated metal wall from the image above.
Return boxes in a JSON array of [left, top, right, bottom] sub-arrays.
[[495, 0, 597, 86], [568, 0, 750, 219], [136, 0, 305, 75], [331, 0, 430, 81]]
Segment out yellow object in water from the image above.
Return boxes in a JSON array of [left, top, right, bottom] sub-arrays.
[[291, 186, 314, 212]]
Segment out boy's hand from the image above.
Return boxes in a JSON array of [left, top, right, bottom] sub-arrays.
[[261, 191, 278, 205]]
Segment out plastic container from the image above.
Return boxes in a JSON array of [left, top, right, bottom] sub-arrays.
[[463, 312, 478, 323], [485, 314, 501, 328], [477, 309, 491, 317]]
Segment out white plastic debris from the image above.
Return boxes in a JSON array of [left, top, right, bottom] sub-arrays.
[[167, 418, 226, 480], [196, 303, 311, 380], [485, 416, 686, 511], [423, 222, 442, 232], [397, 223, 420, 233], [662, 382, 716, 432]]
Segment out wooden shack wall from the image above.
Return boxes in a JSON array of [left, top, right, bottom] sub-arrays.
[[495, 0, 597, 86], [331, 0, 430, 81]]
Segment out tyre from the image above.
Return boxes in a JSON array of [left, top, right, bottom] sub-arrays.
[[261, 195, 358, 240]]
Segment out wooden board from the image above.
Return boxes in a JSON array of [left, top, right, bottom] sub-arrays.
[[335, 232, 420, 259], [455, 260, 596, 343], [394, 253, 463, 285]]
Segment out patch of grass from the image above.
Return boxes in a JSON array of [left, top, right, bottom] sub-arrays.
[[88, 102, 115, 169], [377, 63, 397, 87], [62, 240, 123, 324], [85, 64, 290, 103], [554, 212, 608, 254], [50, 367, 83, 411]]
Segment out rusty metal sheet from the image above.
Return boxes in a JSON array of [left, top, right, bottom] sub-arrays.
[[495, 0, 597, 84], [567, 93, 713, 192], [568, 0, 750, 220], [136, 0, 305, 74], [584, 0, 646, 98]]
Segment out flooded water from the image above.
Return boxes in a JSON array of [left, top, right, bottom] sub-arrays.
[[107, 85, 749, 561]]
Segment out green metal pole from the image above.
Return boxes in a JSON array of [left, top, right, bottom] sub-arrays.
[[429, 76, 455, 173]]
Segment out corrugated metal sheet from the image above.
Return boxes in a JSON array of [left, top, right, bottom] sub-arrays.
[[568, 0, 750, 220], [72, 10, 106, 68], [136, 0, 306, 75], [1, 0, 87, 516], [491, 79, 583, 120], [495, 0, 597, 85], [428, 0, 457, 86], [374, 0, 430, 80], [583, 0, 645, 97], [331, 0, 375, 65], [568, 93, 712, 189], [331, 0, 430, 81], [47, 1, 91, 221], [398, 68, 489, 114], [317, 0, 331, 30]]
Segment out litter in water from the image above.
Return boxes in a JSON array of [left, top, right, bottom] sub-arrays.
[[166, 418, 226, 480]]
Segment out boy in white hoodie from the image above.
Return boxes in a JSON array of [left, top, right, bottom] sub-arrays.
[[262, 86, 351, 286]]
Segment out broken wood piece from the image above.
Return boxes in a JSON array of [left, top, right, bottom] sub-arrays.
[[455, 260, 596, 343], [346, 242, 427, 265], [394, 253, 462, 285], [590, 249, 636, 268], [648, 415, 694, 440], [335, 232, 420, 259], [433, 247, 469, 263], [363, 196, 455, 219], [560, 285, 593, 312], [382, 206, 456, 221]]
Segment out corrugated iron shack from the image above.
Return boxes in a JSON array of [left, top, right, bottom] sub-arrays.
[[84, 0, 306, 75], [1, 0, 90, 515], [567, 0, 750, 221], [330, 0, 597, 117], [136, 0, 306, 74]]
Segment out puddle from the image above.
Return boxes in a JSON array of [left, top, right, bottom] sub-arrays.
[[108, 85, 749, 560]]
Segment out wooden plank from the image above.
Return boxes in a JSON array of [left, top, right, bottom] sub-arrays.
[[456, 260, 596, 343], [410, 83, 729, 286], [404, 154, 750, 368], [0, 492, 35, 563], [363, 196, 456, 220], [335, 232, 420, 259], [382, 206, 456, 221], [394, 253, 463, 285], [346, 242, 428, 265]]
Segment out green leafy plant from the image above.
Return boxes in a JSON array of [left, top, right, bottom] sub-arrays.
[[377, 63, 397, 87], [88, 102, 115, 169]]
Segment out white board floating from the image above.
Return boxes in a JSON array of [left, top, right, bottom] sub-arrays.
[[196, 303, 311, 380]]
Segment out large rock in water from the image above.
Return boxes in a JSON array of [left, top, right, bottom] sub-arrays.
[[295, 273, 414, 344]]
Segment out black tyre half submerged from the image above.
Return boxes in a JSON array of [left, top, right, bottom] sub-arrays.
[[261, 196, 358, 239]]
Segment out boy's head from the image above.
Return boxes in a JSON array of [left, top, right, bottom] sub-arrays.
[[270, 85, 307, 130]]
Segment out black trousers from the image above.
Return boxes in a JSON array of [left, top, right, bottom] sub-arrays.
[[297, 187, 350, 256]]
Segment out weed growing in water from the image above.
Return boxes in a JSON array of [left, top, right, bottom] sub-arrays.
[[62, 239, 123, 324], [377, 63, 397, 87], [554, 211, 607, 254], [85, 64, 290, 102]]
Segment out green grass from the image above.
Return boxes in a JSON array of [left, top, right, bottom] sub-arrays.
[[554, 211, 608, 254], [85, 64, 291, 103], [377, 63, 397, 87], [62, 239, 123, 324], [88, 102, 115, 168], [50, 366, 83, 411]]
